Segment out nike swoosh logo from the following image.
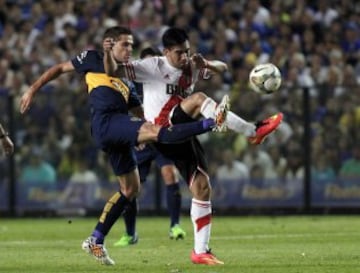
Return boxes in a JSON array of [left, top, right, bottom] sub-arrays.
[[254, 67, 268, 73]]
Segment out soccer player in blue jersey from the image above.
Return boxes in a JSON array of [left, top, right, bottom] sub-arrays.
[[19, 26, 229, 266], [114, 47, 185, 248]]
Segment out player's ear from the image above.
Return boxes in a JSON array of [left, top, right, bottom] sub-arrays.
[[163, 48, 170, 56]]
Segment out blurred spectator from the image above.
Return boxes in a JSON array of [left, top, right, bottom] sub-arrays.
[[249, 163, 266, 186], [19, 148, 57, 185], [312, 153, 336, 185], [216, 149, 249, 182], [242, 145, 276, 179], [267, 145, 287, 179], [339, 146, 360, 179], [0, 0, 358, 210], [58, 158, 100, 210], [283, 147, 304, 195]]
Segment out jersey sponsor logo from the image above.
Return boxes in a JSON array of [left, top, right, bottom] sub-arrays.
[[166, 84, 189, 98], [76, 51, 88, 64]]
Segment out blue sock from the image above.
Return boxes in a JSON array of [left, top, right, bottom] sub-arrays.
[[123, 198, 137, 236], [93, 191, 129, 244], [158, 118, 215, 144], [166, 183, 181, 227]]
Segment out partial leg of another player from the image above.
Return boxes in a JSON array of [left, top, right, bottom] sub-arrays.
[[115, 164, 185, 246], [160, 165, 186, 240]]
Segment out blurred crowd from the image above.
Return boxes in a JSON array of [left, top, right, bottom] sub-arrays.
[[0, 0, 359, 197]]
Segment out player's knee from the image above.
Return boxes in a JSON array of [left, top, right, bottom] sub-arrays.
[[191, 92, 207, 105], [121, 184, 141, 199], [190, 177, 212, 200], [138, 122, 160, 143], [161, 165, 177, 184]]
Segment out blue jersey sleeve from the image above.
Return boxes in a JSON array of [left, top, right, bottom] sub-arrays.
[[71, 50, 103, 74], [127, 81, 142, 108]]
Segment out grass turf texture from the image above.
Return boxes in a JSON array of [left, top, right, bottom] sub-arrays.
[[1, 216, 360, 273]]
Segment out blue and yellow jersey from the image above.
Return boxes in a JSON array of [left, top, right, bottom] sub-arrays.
[[71, 50, 141, 113]]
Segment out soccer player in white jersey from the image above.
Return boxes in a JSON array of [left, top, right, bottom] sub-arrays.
[[104, 27, 282, 265], [114, 47, 186, 247]]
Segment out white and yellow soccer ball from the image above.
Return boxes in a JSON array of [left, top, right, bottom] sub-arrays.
[[249, 63, 282, 94]]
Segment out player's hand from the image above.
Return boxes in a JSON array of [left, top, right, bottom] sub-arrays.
[[103, 38, 115, 52], [20, 90, 34, 114], [191, 53, 208, 69], [1, 136, 14, 155]]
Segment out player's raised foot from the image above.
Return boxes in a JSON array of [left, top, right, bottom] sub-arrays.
[[169, 224, 186, 240], [248, 112, 283, 145], [113, 233, 138, 247], [82, 236, 115, 265], [213, 95, 230, 132], [191, 249, 224, 265]]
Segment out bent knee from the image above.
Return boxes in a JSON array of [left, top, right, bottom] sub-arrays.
[[192, 92, 207, 103], [161, 165, 178, 184], [138, 122, 161, 143]]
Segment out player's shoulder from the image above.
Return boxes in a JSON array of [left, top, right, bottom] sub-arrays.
[[73, 49, 102, 65], [134, 55, 163, 66]]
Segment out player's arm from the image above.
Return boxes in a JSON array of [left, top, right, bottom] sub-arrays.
[[0, 122, 14, 155], [20, 61, 75, 113], [191, 53, 228, 74], [103, 38, 126, 78]]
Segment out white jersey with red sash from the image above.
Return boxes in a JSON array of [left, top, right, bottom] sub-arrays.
[[124, 56, 209, 126]]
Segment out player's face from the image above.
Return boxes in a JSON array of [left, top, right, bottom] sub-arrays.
[[112, 34, 134, 63], [164, 41, 190, 69]]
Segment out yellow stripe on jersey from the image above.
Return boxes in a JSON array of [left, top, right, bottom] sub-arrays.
[[99, 191, 121, 223], [85, 72, 130, 102]]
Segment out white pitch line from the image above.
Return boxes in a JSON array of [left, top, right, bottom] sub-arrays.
[[1, 232, 358, 247]]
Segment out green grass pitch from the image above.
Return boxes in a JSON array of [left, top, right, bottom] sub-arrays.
[[1, 216, 360, 273]]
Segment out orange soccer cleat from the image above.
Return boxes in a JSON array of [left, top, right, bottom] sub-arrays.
[[248, 112, 283, 145], [191, 249, 224, 265]]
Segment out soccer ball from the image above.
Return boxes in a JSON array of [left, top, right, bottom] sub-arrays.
[[249, 63, 282, 94]]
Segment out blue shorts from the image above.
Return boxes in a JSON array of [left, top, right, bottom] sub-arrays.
[[136, 144, 174, 183], [92, 112, 145, 176]]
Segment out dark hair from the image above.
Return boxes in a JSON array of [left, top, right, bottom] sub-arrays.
[[140, 47, 162, 59], [103, 26, 132, 40], [162, 27, 189, 49]]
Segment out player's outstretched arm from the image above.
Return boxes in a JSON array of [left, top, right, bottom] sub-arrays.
[[191, 53, 228, 74], [0, 122, 14, 155], [103, 38, 126, 78], [20, 61, 75, 114]]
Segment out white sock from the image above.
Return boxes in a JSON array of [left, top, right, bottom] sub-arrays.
[[191, 198, 212, 254], [227, 111, 256, 137], [200, 97, 216, 119], [200, 97, 256, 137]]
